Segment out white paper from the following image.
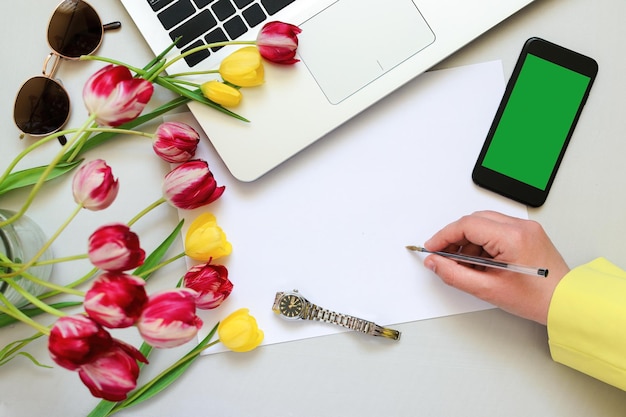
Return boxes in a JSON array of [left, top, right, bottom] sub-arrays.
[[170, 60, 527, 354]]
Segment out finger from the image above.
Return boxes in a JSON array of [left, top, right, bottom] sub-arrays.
[[424, 214, 511, 252], [472, 210, 528, 226], [424, 254, 499, 298]]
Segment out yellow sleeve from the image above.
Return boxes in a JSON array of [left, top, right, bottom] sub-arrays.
[[547, 257, 626, 391]]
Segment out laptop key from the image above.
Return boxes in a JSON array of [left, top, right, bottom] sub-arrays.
[[242, 4, 266, 27], [193, 0, 216, 7], [261, 0, 296, 15], [157, 0, 196, 30], [233, 0, 254, 8], [170, 9, 218, 47], [224, 15, 248, 39], [148, 0, 176, 12], [181, 39, 211, 67], [212, 0, 237, 20], [205, 27, 229, 51]]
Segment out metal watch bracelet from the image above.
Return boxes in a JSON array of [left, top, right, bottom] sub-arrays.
[[304, 302, 401, 341]]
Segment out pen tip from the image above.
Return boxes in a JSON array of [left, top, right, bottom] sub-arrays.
[[405, 245, 424, 252]]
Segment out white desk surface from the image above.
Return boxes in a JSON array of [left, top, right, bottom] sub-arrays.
[[1, 0, 625, 416]]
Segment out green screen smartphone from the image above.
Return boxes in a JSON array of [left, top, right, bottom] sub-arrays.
[[472, 37, 598, 207]]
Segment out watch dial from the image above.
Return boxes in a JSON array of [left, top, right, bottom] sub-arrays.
[[279, 294, 304, 318]]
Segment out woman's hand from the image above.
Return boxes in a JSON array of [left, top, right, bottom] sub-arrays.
[[423, 211, 570, 324]]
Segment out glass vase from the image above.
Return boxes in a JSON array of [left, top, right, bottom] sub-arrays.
[[0, 209, 53, 308]]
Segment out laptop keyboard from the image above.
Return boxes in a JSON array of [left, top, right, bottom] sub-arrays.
[[148, 0, 297, 67]]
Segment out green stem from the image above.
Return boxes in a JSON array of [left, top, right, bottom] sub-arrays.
[[135, 252, 185, 279], [158, 40, 257, 77], [3, 279, 66, 318], [0, 130, 77, 186], [110, 339, 221, 415], [80, 55, 146, 76], [160, 78, 203, 88], [166, 69, 220, 78], [0, 253, 83, 296], [82, 127, 155, 138], [67, 126, 155, 162], [0, 253, 89, 268], [38, 267, 98, 301], [128, 197, 166, 227], [1, 203, 84, 279], [60, 96, 190, 164], [0, 293, 50, 335], [0, 114, 97, 228]]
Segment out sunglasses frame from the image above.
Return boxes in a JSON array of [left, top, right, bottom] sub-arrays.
[[13, 0, 120, 138]]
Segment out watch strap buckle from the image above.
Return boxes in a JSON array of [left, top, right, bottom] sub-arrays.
[[368, 324, 401, 341]]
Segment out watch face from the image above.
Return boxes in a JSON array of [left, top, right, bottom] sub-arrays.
[[279, 293, 304, 319]]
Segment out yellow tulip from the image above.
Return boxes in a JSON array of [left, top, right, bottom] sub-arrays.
[[184, 213, 232, 262], [200, 80, 242, 107], [218, 308, 264, 352], [219, 46, 265, 87]]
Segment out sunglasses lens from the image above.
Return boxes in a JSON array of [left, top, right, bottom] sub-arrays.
[[48, 0, 103, 58], [14, 77, 70, 136]]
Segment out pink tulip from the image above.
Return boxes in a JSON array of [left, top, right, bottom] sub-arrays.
[[152, 122, 200, 163], [83, 64, 153, 127], [88, 224, 146, 272], [162, 159, 225, 210], [256, 21, 302, 65], [84, 272, 148, 328], [48, 315, 113, 371], [72, 159, 119, 211], [183, 263, 233, 309], [78, 339, 147, 401], [137, 289, 203, 348]]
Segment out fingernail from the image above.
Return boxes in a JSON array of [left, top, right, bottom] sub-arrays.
[[424, 258, 436, 273]]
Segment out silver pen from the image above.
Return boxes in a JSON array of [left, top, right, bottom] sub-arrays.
[[406, 245, 548, 277]]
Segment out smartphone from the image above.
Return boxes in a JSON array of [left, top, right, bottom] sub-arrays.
[[472, 37, 598, 207]]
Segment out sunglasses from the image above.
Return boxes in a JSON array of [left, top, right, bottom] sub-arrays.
[[13, 0, 121, 139]]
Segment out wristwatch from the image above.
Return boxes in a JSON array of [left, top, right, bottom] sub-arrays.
[[272, 289, 401, 341]]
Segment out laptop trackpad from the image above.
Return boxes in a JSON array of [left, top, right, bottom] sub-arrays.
[[298, 0, 435, 104]]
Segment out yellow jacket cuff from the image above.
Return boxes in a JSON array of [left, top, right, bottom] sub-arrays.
[[547, 257, 626, 391]]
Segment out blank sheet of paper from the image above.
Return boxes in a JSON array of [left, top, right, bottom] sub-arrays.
[[171, 60, 528, 353]]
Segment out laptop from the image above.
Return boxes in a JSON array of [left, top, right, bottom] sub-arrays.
[[121, 0, 536, 182]]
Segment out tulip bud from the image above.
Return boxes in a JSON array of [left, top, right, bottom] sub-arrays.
[[152, 122, 200, 163], [137, 289, 203, 348], [256, 21, 302, 65], [48, 315, 114, 370], [184, 213, 232, 262], [217, 308, 264, 352], [83, 64, 153, 127], [200, 80, 242, 107], [72, 159, 119, 211], [219, 47, 264, 87], [183, 263, 233, 309], [162, 159, 225, 210], [84, 272, 148, 328], [77, 339, 147, 401], [88, 224, 146, 272]]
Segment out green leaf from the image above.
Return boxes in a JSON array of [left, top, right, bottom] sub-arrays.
[[133, 219, 184, 281], [111, 324, 219, 414], [154, 77, 249, 122], [87, 400, 117, 417], [0, 301, 83, 328], [11, 351, 52, 368], [0, 332, 45, 366], [0, 160, 83, 197]]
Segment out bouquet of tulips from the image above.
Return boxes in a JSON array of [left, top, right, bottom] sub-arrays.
[[0, 20, 301, 416]]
